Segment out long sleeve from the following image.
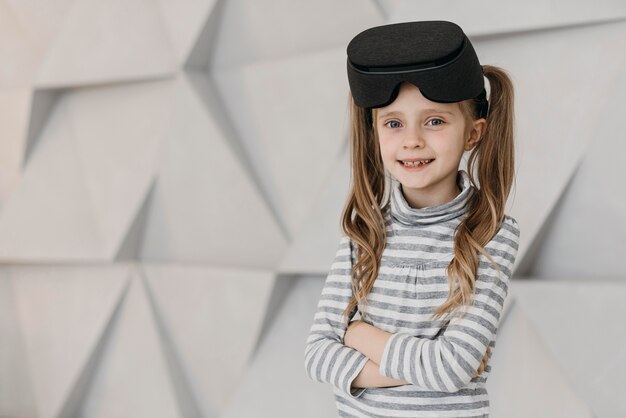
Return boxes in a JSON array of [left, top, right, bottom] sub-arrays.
[[304, 235, 370, 398], [378, 215, 521, 393]]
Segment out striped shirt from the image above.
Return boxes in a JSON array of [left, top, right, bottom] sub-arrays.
[[304, 169, 521, 417]]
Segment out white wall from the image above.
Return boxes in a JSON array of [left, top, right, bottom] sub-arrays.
[[0, 1, 625, 416]]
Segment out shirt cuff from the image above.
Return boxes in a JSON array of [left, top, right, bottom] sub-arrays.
[[345, 352, 369, 398]]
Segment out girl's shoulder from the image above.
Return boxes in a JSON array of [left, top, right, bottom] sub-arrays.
[[499, 214, 521, 241], [481, 214, 521, 276], [484, 214, 520, 250]]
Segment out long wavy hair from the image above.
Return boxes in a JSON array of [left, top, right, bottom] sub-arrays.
[[340, 65, 515, 324]]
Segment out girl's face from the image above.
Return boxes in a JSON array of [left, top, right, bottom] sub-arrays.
[[374, 82, 485, 209]]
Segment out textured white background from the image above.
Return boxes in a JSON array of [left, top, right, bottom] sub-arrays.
[[1, 1, 625, 417]]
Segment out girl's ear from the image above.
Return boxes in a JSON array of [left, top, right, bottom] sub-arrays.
[[464, 118, 487, 151]]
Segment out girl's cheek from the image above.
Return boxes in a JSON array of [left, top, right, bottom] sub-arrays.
[[381, 144, 395, 159], [378, 137, 393, 151], [378, 134, 399, 147], [380, 147, 395, 162]]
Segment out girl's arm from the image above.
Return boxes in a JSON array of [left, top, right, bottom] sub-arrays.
[[345, 319, 410, 389], [347, 313, 490, 390], [351, 358, 410, 390], [303, 235, 371, 398], [347, 216, 520, 393]]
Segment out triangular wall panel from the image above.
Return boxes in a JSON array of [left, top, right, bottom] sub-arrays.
[[512, 280, 626, 417], [210, 0, 383, 69], [67, 78, 175, 258], [278, 146, 351, 274], [521, 68, 626, 278], [0, 87, 32, 201], [212, 47, 351, 236], [377, 0, 626, 36], [0, 97, 104, 261], [0, 270, 38, 418], [487, 296, 594, 417], [35, 0, 177, 88], [143, 264, 275, 417], [474, 20, 626, 267], [139, 73, 287, 267], [76, 270, 182, 418], [10, 264, 130, 418]]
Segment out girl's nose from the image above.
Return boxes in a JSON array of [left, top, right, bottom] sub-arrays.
[[403, 125, 425, 148]]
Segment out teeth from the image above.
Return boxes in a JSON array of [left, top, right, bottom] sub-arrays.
[[402, 159, 432, 167]]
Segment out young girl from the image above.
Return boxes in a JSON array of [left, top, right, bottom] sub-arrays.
[[304, 20, 520, 417]]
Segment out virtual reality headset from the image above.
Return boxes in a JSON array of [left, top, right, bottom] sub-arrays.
[[346, 20, 489, 120]]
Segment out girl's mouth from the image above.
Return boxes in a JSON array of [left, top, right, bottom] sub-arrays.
[[398, 159, 434, 170]]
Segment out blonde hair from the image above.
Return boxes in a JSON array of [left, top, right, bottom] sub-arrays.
[[340, 65, 515, 323]]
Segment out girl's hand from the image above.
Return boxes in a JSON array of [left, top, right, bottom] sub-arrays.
[[474, 346, 492, 377], [344, 319, 365, 348]]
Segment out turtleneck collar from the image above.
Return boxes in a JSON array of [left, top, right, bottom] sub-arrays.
[[390, 169, 474, 227]]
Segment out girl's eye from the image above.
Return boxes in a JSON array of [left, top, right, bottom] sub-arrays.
[[426, 118, 445, 126], [384, 120, 402, 129]]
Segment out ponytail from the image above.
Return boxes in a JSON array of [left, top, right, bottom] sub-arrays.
[[433, 65, 516, 320]]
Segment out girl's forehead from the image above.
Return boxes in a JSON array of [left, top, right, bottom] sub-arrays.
[[375, 88, 461, 115]]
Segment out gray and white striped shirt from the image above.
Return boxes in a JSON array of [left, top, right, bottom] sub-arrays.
[[304, 170, 520, 417]]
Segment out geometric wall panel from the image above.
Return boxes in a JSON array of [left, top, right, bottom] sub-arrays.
[[153, 0, 218, 65], [68, 80, 173, 258], [211, 0, 383, 69], [0, 270, 37, 418], [143, 264, 275, 417], [0, 79, 173, 261], [473, 20, 626, 270], [4, 0, 78, 54], [75, 270, 180, 418], [0, 98, 106, 261], [378, 0, 626, 36], [34, 0, 177, 88], [7, 264, 130, 418], [512, 280, 626, 417], [278, 146, 351, 274], [521, 69, 626, 279], [24, 89, 62, 171], [139, 74, 287, 267], [212, 47, 355, 236], [487, 294, 594, 417], [0, 0, 40, 89], [0, 86, 32, 202], [221, 275, 342, 418]]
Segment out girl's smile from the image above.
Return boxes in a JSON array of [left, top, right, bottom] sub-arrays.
[[374, 82, 485, 209], [397, 158, 435, 171]]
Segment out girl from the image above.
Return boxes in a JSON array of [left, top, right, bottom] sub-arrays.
[[304, 20, 520, 417]]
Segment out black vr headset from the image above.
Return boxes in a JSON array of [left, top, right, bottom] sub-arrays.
[[346, 21, 489, 125]]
